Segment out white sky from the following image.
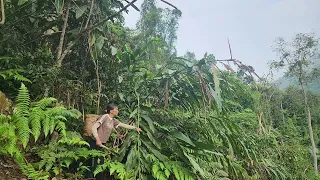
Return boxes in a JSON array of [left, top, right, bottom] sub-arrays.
[[123, 0, 320, 78]]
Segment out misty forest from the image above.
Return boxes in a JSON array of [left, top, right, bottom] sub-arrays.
[[1, 0, 320, 179]]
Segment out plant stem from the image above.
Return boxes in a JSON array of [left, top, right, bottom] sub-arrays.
[[135, 88, 142, 179]]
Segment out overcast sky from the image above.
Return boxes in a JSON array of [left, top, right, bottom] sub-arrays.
[[123, 0, 320, 78]]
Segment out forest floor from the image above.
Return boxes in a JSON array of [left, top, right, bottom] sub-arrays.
[[0, 156, 26, 180]]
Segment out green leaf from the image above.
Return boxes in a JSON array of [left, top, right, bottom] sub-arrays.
[[53, 167, 59, 175], [129, 108, 137, 119], [152, 164, 160, 176], [141, 114, 155, 133], [18, 0, 29, 5], [118, 92, 125, 102], [63, 158, 73, 168], [183, 152, 205, 178], [172, 165, 180, 180], [76, 5, 88, 19], [118, 76, 123, 83], [111, 46, 118, 56], [216, 170, 229, 177], [95, 35, 105, 50], [164, 169, 170, 177], [29, 108, 42, 142], [54, 0, 63, 13], [172, 131, 195, 147]]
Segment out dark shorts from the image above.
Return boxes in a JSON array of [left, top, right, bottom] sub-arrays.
[[84, 137, 107, 180]]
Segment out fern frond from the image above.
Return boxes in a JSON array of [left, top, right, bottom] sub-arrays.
[[3, 139, 18, 155], [55, 120, 66, 137], [0, 68, 30, 82], [94, 161, 127, 179], [47, 106, 79, 118], [49, 117, 55, 134], [58, 137, 89, 147], [33, 97, 57, 109], [152, 163, 160, 177], [0, 122, 18, 155], [78, 149, 105, 158], [15, 83, 30, 118], [42, 116, 50, 137], [109, 162, 126, 176], [172, 165, 180, 180], [54, 115, 67, 122], [164, 169, 170, 178], [155, 171, 167, 180], [15, 117, 30, 148], [94, 162, 110, 177], [14, 152, 50, 180], [13, 74, 31, 82], [29, 107, 43, 142]]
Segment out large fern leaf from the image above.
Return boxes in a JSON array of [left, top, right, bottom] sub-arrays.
[[42, 115, 50, 137], [46, 106, 80, 119], [14, 152, 50, 180], [29, 107, 43, 142], [15, 117, 30, 148], [49, 117, 55, 134], [15, 83, 30, 118], [32, 97, 57, 110], [55, 120, 66, 137]]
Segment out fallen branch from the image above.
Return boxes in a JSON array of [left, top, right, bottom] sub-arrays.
[[217, 58, 262, 81]]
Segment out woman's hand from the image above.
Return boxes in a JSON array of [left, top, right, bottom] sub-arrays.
[[95, 137, 102, 147]]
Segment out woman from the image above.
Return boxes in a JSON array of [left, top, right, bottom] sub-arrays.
[[88, 102, 141, 180]]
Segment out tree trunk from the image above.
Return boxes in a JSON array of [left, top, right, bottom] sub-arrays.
[[258, 112, 264, 135], [164, 79, 169, 109], [300, 81, 318, 175], [56, 2, 70, 67], [280, 100, 285, 124], [87, 32, 101, 114]]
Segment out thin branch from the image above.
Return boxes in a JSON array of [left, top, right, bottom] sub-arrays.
[[216, 59, 237, 62], [78, 0, 138, 35], [159, 0, 178, 9], [55, 0, 138, 68], [0, 0, 4, 24], [84, 0, 95, 29], [228, 38, 233, 60], [56, 41, 76, 67], [124, 0, 140, 11], [217, 58, 262, 81]]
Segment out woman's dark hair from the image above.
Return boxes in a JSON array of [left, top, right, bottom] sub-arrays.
[[106, 102, 118, 113]]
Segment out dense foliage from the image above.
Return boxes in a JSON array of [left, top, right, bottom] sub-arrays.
[[1, 0, 320, 179]]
